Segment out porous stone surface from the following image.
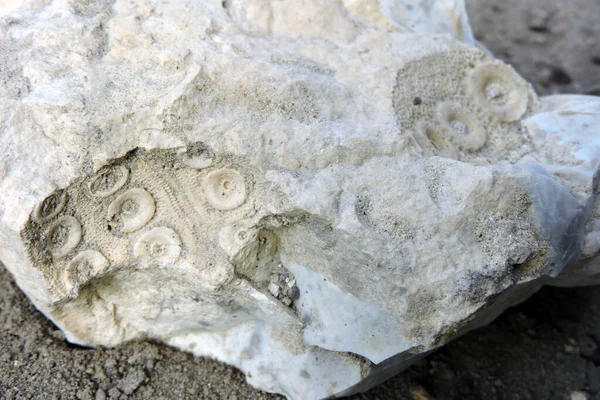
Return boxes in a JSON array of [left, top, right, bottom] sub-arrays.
[[0, 0, 598, 399]]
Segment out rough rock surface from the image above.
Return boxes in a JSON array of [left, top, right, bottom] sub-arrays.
[[0, 0, 599, 399]]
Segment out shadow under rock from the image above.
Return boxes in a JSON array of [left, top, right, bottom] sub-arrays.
[[356, 285, 600, 400], [1, 259, 599, 399]]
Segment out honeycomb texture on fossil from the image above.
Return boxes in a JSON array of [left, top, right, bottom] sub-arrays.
[[0, 0, 599, 399]]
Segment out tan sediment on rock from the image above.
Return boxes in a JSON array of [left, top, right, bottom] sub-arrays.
[[0, 1, 599, 399]]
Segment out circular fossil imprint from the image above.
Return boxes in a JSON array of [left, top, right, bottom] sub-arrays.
[[88, 165, 129, 198], [466, 61, 530, 122], [436, 102, 487, 151], [107, 188, 156, 234], [45, 216, 82, 258], [34, 190, 67, 223], [218, 220, 258, 257], [133, 227, 182, 267], [63, 250, 109, 294], [203, 168, 247, 211], [177, 145, 215, 169], [413, 120, 459, 159]]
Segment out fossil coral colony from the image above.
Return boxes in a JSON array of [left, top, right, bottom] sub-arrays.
[[0, 0, 598, 399]]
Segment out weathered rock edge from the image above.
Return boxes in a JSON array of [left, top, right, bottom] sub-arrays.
[[0, 0, 599, 399]]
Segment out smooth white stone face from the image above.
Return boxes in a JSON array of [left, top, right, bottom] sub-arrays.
[[287, 262, 412, 364], [168, 321, 364, 400], [0, 1, 598, 399]]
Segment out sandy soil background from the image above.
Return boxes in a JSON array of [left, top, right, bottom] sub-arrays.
[[1, 0, 600, 398]]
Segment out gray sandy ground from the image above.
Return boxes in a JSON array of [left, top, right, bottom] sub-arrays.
[[1, 0, 600, 398], [466, 0, 600, 96]]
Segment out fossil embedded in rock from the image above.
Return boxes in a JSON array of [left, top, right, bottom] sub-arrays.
[[133, 227, 182, 268], [436, 101, 487, 151], [203, 168, 248, 211], [107, 188, 156, 234], [1, 1, 599, 399], [178, 143, 216, 170], [88, 165, 130, 198], [466, 61, 531, 122], [63, 250, 110, 297], [45, 216, 82, 259], [34, 190, 67, 223]]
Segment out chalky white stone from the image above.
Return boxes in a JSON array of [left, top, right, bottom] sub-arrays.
[[0, 0, 599, 399]]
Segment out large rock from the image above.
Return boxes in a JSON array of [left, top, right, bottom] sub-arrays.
[[0, 0, 598, 398]]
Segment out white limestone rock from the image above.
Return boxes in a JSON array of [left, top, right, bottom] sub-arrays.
[[0, 0, 598, 399]]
